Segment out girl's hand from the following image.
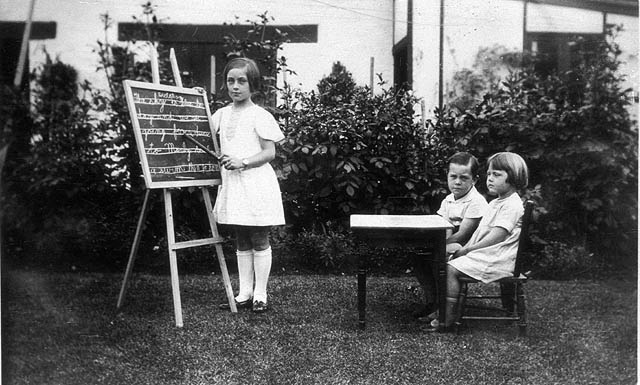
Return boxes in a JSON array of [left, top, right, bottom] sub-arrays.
[[452, 247, 469, 259], [220, 155, 244, 170]]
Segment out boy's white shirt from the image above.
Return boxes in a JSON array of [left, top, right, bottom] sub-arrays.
[[437, 185, 488, 227]]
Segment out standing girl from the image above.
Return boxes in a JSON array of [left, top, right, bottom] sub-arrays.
[[212, 57, 285, 313], [432, 152, 528, 331]]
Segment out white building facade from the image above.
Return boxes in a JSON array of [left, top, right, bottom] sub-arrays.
[[1, 0, 637, 116]]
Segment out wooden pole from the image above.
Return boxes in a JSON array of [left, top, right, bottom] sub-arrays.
[[117, 189, 152, 309], [202, 188, 237, 312], [14, 0, 37, 88], [421, 100, 428, 133], [164, 189, 184, 327], [169, 48, 182, 87], [438, 0, 445, 111], [369, 57, 375, 95], [210, 55, 216, 94], [150, 43, 160, 84]]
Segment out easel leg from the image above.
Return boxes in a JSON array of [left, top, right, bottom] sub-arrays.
[[117, 189, 152, 309], [201, 187, 237, 312], [164, 189, 184, 327]]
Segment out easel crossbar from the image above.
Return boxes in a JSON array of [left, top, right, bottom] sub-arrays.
[[172, 237, 225, 250]]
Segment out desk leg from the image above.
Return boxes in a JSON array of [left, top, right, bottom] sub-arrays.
[[357, 255, 366, 330], [436, 229, 447, 325]]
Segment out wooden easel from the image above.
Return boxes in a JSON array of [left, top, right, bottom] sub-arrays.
[[117, 46, 237, 327]]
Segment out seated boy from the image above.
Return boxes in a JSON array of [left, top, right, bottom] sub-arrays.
[[412, 152, 488, 320]]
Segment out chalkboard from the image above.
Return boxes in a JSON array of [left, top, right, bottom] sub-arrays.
[[123, 80, 221, 189]]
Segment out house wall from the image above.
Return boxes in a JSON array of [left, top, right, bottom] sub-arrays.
[[411, 0, 638, 117], [606, 13, 639, 118], [1, 0, 395, 95], [2, 0, 637, 118], [393, 0, 409, 44]]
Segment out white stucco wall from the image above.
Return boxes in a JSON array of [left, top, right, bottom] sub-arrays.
[[413, 0, 524, 115], [1, 0, 394, 95], [411, 1, 638, 117], [2, 0, 637, 117], [393, 0, 409, 44], [527, 3, 603, 33], [607, 13, 639, 119]]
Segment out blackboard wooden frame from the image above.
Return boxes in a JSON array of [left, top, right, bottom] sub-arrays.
[[123, 80, 221, 189]]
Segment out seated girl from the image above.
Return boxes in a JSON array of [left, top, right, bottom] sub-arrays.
[[429, 152, 529, 332]]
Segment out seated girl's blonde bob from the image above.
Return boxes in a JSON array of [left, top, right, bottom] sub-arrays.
[[487, 152, 529, 190]]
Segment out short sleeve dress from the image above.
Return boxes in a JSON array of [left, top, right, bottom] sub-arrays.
[[448, 193, 524, 283], [211, 104, 286, 227]]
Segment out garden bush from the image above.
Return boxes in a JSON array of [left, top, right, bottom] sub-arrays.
[[2, 4, 635, 277], [529, 240, 598, 279], [276, 72, 454, 234], [1, 54, 131, 269], [2, 6, 296, 271], [435, 26, 638, 266]]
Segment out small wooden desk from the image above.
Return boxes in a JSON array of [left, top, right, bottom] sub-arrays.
[[350, 215, 454, 330]]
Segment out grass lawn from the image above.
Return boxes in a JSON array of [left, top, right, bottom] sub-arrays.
[[1, 267, 636, 385]]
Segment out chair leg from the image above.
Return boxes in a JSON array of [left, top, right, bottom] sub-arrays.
[[500, 282, 516, 315], [516, 283, 527, 336], [454, 282, 468, 334]]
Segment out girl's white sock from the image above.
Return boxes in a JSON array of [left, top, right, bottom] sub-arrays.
[[252, 247, 272, 303], [235, 249, 254, 302]]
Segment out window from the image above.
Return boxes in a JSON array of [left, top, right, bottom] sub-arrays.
[[393, 37, 411, 90], [118, 23, 317, 108], [0, 21, 56, 87], [524, 32, 603, 76]]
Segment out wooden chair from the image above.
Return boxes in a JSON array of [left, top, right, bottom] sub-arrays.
[[454, 200, 535, 336]]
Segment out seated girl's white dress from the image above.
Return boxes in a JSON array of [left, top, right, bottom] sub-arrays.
[[448, 193, 524, 283], [211, 104, 285, 227]]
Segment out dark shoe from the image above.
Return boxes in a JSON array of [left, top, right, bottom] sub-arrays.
[[219, 298, 252, 310], [252, 300, 268, 313]]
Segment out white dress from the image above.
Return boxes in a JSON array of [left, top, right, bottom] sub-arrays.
[[448, 193, 524, 283], [211, 104, 286, 226]]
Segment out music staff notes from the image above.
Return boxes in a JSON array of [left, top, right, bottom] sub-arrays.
[[133, 91, 206, 109], [141, 127, 211, 141], [150, 163, 220, 175]]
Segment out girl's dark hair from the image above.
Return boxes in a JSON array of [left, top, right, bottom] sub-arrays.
[[448, 152, 480, 177], [487, 152, 529, 189], [222, 57, 261, 93]]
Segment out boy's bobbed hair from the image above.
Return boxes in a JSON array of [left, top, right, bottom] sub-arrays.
[[222, 57, 261, 93], [448, 152, 480, 178], [487, 152, 529, 189]]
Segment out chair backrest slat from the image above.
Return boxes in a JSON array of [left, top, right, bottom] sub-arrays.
[[513, 200, 534, 277]]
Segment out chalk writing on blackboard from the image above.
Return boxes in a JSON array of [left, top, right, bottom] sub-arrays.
[[123, 80, 222, 189]]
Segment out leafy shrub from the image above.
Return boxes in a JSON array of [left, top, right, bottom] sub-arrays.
[[317, 61, 357, 106], [447, 45, 522, 112], [277, 71, 456, 233], [530, 241, 597, 279], [288, 229, 355, 271], [437, 26, 638, 261], [1, 54, 129, 267]]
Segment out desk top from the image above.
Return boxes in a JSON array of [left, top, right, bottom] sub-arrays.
[[350, 214, 454, 230]]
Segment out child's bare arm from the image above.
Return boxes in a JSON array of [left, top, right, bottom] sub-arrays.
[[220, 138, 276, 170], [447, 217, 481, 245], [453, 226, 509, 258]]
